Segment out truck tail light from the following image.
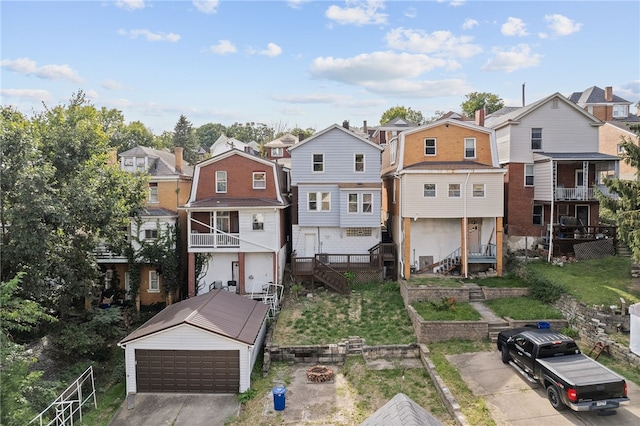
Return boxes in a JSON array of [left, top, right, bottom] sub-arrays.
[[567, 388, 578, 403], [624, 382, 628, 397]]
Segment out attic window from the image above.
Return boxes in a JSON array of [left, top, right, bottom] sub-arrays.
[[552, 98, 559, 109]]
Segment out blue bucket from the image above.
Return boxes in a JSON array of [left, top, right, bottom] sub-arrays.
[[537, 321, 551, 329]]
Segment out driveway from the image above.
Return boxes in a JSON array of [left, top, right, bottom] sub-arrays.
[[108, 393, 239, 426], [448, 350, 640, 425]]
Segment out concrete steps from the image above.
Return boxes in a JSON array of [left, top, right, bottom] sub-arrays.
[[468, 288, 485, 302], [488, 322, 510, 343]]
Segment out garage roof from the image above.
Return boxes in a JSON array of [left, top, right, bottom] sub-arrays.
[[119, 289, 269, 345]]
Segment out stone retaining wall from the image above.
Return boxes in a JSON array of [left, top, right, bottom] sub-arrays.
[[482, 287, 530, 300], [505, 318, 569, 329], [400, 280, 530, 305], [407, 305, 489, 343]]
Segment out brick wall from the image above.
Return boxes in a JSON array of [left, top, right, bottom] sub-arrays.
[[400, 280, 530, 304], [407, 305, 489, 343]]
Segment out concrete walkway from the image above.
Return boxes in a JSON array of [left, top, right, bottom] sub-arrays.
[[469, 301, 505, 323]]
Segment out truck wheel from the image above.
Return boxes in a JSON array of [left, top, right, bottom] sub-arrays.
[[501, 345, 511, 364], [546, 385, 566, 411]]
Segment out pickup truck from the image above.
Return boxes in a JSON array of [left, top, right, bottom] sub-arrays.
[[497, 325, 629, 412]]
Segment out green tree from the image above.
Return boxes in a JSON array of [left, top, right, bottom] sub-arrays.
[[461, 92, 505, 116], [227, 122, 274, 143], [195, 122, 227, 151], [155, 130, 174, 150], [172, 115, 199, 164], [0, 93, 147, 314], [599, 131, 640, 262], [380, 106, 425, 125]]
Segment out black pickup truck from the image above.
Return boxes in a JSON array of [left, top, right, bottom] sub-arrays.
[[497, 325, 629, 412]]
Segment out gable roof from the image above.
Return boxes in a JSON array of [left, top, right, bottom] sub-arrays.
[[485, 92, 603, 130], [569, 86, 632, 105], [265, 133, 299, 148], [360, 393, 444, 426], [119, 289, 269, 345], [209, 134, 258, 156], [288, 123, 383, 152], [119, 146, 193, 177]]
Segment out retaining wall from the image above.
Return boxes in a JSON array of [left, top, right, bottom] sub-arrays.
[[400, 280, 530, 305]]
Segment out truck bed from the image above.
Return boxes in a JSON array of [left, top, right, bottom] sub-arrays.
[[537, 354, 623, 386]]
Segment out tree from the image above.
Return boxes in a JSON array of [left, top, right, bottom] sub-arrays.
[[154, 130, 174, 150], [599, 131, 640, 262], [380, 106, 425, 125], [461, 92, 505, 116], [172, 115, 199, 164], [227, 122, 274, 143], [0, 93, 147, 314]]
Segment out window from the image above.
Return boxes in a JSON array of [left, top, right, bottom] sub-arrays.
[[312, 154, 324, 172], [524, 164, 534, 186], [348, 194, 358, 213], [216, 171, 227, 193], [533, 204, 543, 225], [252, 213, 264, 230], [390, 140, 397, 164], [362, 194, 372, 213], [354, 154, 365, 172], [448, 183, 461, 198], [472, 183, 485, 198], [423, 183, 436, 197], [531, 128, 542, 150], [144, 229, 158, 240], [253, 172, 266, 189], [464, 138, 476, 159], [148, 183, 158, 203], [424, 138, 436, 156], [214, 211, 230, 232], [308, 192, 331, 211], [348, 193, 373, 213], [587, 106, 594, 114], [618, 144, 627, 154], [613, 105, 628, 118], [271, 147, 283, 157], [148, 271, 160, 292]]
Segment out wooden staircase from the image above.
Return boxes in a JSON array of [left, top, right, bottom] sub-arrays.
[[433, 248, 462, 275], [313, 260, 349, 294]]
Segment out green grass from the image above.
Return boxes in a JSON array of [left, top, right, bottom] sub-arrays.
[[407, 277, 464, 287], [526, 256, 638, 306], [484, 297, 564, 320], [79, 381, 125, 426], [412, 301, 482, 321], [428, 340, 495, 426], [463, 273, 527, 288], [273, 281, 416, 345]]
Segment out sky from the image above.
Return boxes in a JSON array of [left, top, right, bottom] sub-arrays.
[[2, 0, 639, 135]]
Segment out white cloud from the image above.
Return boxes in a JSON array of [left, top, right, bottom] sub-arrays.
[[101, 79, 124, 90], [260, 43, 283, 57], [363, 78, 472, 98], [271, 92, 385, 108], [1, 58, 85, 84], [325, 0, 388, 26], [85, 90, 99, 100], [287, 0, 311, 9], [617, 80, 640, 103], [0, 88, 52, 102], [310, 51, 453, 85], [208, 40, 237, 55], [462, 19, 478, 30], [404, 7, 417, 19], [538, 32, 549, 39], [193, 1, 219, 14], [482, 44, 542, 73], [544, 14, 582, 36], [115, 0, 145, 10], [501, 17, 528, 37], [117, 29, 181, 42], [385, 28, 482, 59]]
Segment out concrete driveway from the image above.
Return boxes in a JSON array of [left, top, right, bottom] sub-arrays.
[[448, 350, 640, 425], [108, 393, 239, 426]]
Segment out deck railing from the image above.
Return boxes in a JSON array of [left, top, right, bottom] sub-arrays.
[[190, 232, 240, 248]]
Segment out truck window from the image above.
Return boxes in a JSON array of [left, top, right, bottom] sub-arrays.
[[538, 341, 580, 358]]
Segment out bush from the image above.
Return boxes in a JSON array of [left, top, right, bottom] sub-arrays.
[[515, 266, 565, 304]]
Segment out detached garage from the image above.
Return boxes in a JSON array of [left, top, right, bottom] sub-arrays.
[[119, 289, 269, 394]]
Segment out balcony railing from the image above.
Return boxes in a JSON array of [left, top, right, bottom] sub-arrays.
[[190, 232, 240, 248], [555, 187, 594, 201]]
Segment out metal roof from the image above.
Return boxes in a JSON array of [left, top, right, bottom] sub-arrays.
[[119, 289, 269, 345]]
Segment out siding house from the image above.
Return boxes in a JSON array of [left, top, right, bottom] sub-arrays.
[[183, 149, 291, 299], [264, 133, 299, 168], [382, 118, 505, 279], [97, 146, 192, 308], [484, 93, 619, 254]]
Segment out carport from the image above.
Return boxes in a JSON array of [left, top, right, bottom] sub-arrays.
[[119, 289, 269, 394]]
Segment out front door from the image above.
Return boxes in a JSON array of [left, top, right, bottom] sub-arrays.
[[576, 205, 589, 227], [467, 219, 482, 255]]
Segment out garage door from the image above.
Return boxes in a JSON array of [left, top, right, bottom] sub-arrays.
[[135, 349, 239, 393]]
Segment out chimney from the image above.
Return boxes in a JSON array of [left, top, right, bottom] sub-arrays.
[[343, 120, 349, 130], [174, 146, 184, 173], [363, 120, 368, 135], [298, 132, 305, 142], [475, 109, 485, 127], [605, 86, 613, 102]]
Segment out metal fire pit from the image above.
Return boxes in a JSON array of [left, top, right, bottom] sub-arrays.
[[306, 365, 334, 383]]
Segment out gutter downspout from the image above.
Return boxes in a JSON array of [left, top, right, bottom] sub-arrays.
[[548, 160, 555, 263], [463, 172, 471, 278]]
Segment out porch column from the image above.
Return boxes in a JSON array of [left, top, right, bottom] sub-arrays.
[[238, 252, 246, 295], [188, 252, 196, 298], [460, 218, 468, 277], [496, 217, 503, 277], [403, 217, 412, 279]]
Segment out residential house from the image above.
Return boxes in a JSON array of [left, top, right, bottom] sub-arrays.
[[182, 149, 291, 298], [209, 134, 259, 157], [97, 146, 193, 307], [569, 85, 640, 181], [484, 93, 619, 254], [263, 133, 299, 168], [288, 123, 384, 257], [370, 117, 418, 146], [381, 117, 505, 279]]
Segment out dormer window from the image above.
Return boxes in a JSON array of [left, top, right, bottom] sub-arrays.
[[271, 147, 283, 157], [613, 105, 628, 118]]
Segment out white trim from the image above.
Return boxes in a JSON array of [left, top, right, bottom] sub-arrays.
[[148, 270, 160, 293]]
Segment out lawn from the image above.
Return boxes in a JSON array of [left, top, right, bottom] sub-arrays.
[[272, 281, 415, 346], [527, 256, 638, 306], [484, 297, 564, 320]]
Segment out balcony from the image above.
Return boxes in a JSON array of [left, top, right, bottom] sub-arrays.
[[190, 231, 240, 249], [555, 186, 594, 201]]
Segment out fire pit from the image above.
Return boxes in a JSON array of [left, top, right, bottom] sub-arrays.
[[306, 365, 334, 383]]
